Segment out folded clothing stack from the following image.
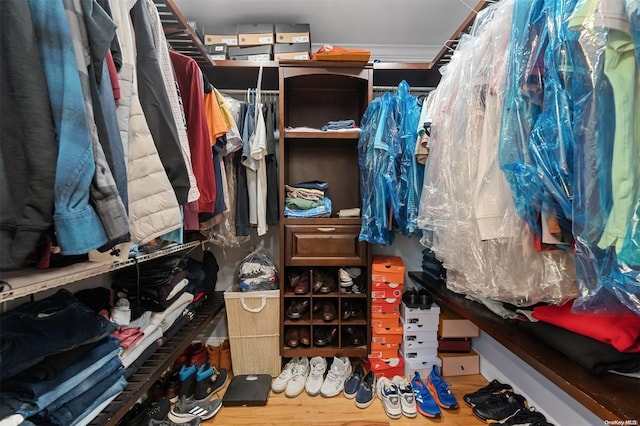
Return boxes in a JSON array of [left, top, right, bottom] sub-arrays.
[[284, 181, 332, 218]]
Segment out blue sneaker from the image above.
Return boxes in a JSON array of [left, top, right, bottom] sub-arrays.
[[427, 365, 459, 409], [411, 372, 441, 418], [343, 363, 364, 399]]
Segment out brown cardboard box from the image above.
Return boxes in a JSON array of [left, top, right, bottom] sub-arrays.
[[438, 350, 480, 376], [275, 24, 310, 44], [438, 307, 480, 338], [237, 24, 274, 46], [204, 25, 238, 46]]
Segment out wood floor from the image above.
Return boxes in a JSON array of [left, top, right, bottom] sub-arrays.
[[203, 373, 488, 426]]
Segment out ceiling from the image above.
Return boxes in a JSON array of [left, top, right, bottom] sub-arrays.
[[174, 0, 478, 63]]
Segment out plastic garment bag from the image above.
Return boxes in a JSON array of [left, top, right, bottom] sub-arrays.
[[417, 0, 578, 306]]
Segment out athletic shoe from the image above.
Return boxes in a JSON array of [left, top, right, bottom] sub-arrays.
[[463, 379, 513, 407], [427, 365, 458, 409], [272, 358, 299, 393], [343, 363, 365, 399], [495, 407, 554, 426], [305, 357, 327, 396], [149, 418, 201, 426], [354, 370, 376, 409], [472, 391, 528, 423], [320, 357, 352, 398], [285, 357, 309, 398], [178, 364, 197, 400], [376, 376, 402, 419], [168, 396, 222, 423], [411, 372, 441, 418], [193, 364, 228, 401], [392, 375, 417, 418]]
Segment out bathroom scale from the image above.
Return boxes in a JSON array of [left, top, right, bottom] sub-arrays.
[[222, 374, 272, 407]]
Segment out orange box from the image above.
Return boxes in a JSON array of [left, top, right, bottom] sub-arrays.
[[371, 312, 400, 328], [370, 342, 399, 359], [372, 256, 405, 283], [371, 281, 403, 299], [371, 298, 400, 314], [365, 356, 405, 379], [372, 326, 403, 345]]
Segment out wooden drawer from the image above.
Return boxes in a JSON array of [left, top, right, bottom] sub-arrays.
[[285, 225, 367, 265]]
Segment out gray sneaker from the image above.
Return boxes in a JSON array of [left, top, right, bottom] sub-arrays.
[[168, 396, 222, 423], [149, 418, 201, 426]]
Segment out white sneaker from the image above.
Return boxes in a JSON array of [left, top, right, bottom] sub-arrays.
[[392, 375, 417, 418], [272, 358, 298, 393], [285, 357, 309, 398], [377, 376, 402, 419], [305, 356, 327, 396], [320, 357, 352, 398]]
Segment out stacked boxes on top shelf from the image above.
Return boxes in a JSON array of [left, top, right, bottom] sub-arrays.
[[437, 306, 480, 376], [366, 256, 405, 378], [204, 23, 311, 61], [400, 301, 441, 378]]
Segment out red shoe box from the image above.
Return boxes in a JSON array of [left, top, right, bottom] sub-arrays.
[[371, 281, 403, 299], [438, 337, 472, 353], [365, 355, 405, 379]]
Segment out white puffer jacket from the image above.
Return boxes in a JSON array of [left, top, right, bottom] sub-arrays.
[[111, 0, 181, 243]]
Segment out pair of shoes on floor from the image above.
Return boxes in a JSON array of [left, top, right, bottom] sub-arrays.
[[206, 340, 232, 373], [177, 363, 229, 402], [320, 357, 352, 397], [272, 357, 310, 398], [411, 366, 458, 418], [376, 375, 418, 419], [471, 389, 529, 423], [168, 395, 222, 424], [343, 363, 375, 408], [402, 287, 433, 310], [305, 356, 327, 396]]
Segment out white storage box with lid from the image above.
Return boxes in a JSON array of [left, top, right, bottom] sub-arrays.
[[224, 288, 281, 377]]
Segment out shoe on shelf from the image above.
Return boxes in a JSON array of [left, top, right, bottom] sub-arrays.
[[305, 357, 327, 396], [320, 357, 352, 398], [411, 371, 441, 418], [402, 288, 419, 309], [272, 358, 299, 393], [392, 375, 417, 418], [343, 326, 364, 346], [321, 301, 337, 321], [298, 327, 311, 346], [417, 288, 433, 310], [312, 270, 325, 293], [179, 364, 197, 400], [168, 396, 222, 423], [188, 343, 208, 368], [285, 327, 300, 348], [194, 364, 228, 401], [343, 363, 365, 399], [314, 326, 337, 346], [285, 357, 309, 398], [293, 273, 310, 295], [318, 275, 337, 294], [165, 371, 180, 403], [472, 391, 528, 423], [495, 407, 554, 426], [427, 365, 458, 409], [285, 299, 310, 320], [355, 370, 376, 409], [463, 379, 513, 407], [376, 376, 402, 419], [206, 344, 221, 370]]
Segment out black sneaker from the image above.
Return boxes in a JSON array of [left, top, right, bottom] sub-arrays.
[[472, 391, 527, 423], [463, 379, 514, 406], [496, 407, 554, 426], [194, 364, 229, 401]]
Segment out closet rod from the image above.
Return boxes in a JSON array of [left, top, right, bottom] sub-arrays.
[[373, 85, 435, 92], [218, 89, 280, 95]]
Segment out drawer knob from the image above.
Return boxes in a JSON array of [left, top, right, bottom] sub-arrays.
[[317, 227, 336, 232]]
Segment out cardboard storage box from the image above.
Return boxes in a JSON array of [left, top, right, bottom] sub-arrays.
[[438, 350, 480, 376], [400, 344, 438, 360], [372, 326, 403, 345], [371, 312, 400, 328], [204, 25, 238, 46], [402, 329, 438, 349], [224, 288, 281, 376], [401, 303, 440, 324], [365, 356, 405, 379], [238, 24, 274, 46], [371, 281, 403, 299], [372, 256, 405, 283], [273, 43, 310, 60], [206, 43, 228, 60], [401, 316, 438, 332], [439, 307, 480, 338], [275, 23, 310, 43], [403, 356, 441, 379], [228, 45, 272, 62], [370, 342, 399, 359]]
